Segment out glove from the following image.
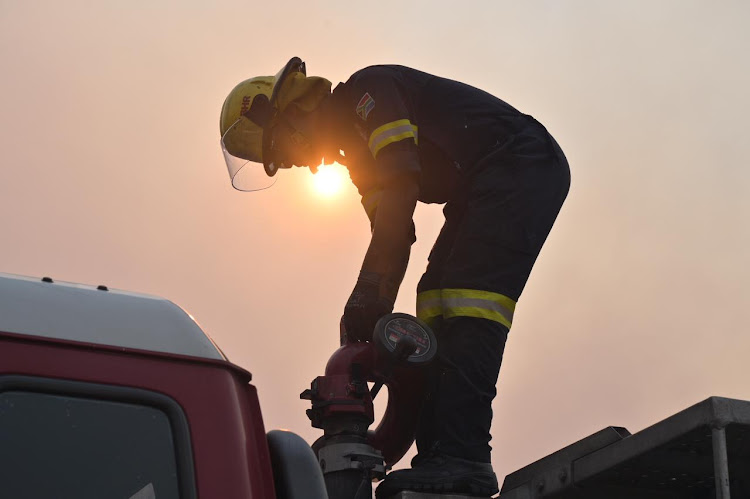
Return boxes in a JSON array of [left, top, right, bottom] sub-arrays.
[[343, 271, 394, 342]]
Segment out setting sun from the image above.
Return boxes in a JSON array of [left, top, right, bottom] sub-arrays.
[[311, 164, 347, 197]]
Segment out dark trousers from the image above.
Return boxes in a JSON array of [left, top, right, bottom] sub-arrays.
[[415, 120, 570, 463], [416, 316, 508, 462]]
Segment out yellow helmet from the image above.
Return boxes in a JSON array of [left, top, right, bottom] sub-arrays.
[[220, 57, 322, 191], [219, 76, 273, 161]]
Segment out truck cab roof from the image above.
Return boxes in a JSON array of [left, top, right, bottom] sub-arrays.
[[0, 272, 225, 360]]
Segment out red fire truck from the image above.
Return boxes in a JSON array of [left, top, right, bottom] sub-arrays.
[[0, 272, 328, 499]]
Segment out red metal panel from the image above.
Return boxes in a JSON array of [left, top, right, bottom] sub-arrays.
[[0, 331, 276, 499]]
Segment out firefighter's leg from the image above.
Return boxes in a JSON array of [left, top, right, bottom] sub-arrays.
[[413, 201, 465, 460], [378, 128, 570, 497], [427, 129, 569, 464], [430, 316, 508, 462], [377, 318, 507, 498], [415, 200, 466, 328]]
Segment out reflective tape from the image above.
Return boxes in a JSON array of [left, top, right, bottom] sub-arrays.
[[361, 189, 383, 219], [418, 289, 516, 328], [416, 289, 443, 325], [442, 289, 516, 329], [368, 119, 418, 158]]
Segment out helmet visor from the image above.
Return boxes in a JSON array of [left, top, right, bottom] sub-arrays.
[[221, 119, 277, 192]]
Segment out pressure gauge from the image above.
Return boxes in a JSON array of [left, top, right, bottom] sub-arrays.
[[372, 313, 437, 365]]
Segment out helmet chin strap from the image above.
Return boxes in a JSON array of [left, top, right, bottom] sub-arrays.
[[262, 110, 307, 174], [264, 98, 331, 174], [279, 110, 319, 167]]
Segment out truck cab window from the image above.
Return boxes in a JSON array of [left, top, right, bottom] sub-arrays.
[[0, 391, 180, 499]]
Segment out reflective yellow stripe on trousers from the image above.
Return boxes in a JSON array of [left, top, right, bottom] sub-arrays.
[[416, 289, 443, 326], [417, 288, 516, 329]]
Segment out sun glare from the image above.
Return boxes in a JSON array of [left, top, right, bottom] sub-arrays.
[[312, 164, 346, 197]]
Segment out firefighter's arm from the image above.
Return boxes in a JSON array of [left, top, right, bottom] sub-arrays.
[[343, 173, 418, 342], [343, 67, 421, 340], [361, 175, 419, 302]]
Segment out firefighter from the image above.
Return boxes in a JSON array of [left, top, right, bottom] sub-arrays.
[[220, 57, 570, 497]]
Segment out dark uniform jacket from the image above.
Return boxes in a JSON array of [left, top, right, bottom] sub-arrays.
[[326, 65, 569, 326], [325, 65, 536, 213]]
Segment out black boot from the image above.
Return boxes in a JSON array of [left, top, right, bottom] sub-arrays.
[[375, 452, 498, 498]]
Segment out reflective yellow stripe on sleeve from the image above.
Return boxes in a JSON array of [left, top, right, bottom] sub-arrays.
[[416, 289, 443, 326], [368, 119, 418, 159], [441, 289, 516, 329], [361, 188, 383, 220]]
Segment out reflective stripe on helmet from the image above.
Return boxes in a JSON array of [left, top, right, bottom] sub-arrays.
[[368, 119, 418, 158], [417, 288, 516, 329]]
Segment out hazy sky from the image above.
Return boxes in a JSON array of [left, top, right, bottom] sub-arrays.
[[1, 0, 749, 481]]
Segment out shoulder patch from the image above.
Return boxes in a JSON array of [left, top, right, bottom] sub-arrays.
[[356, 92, 375, 121]]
